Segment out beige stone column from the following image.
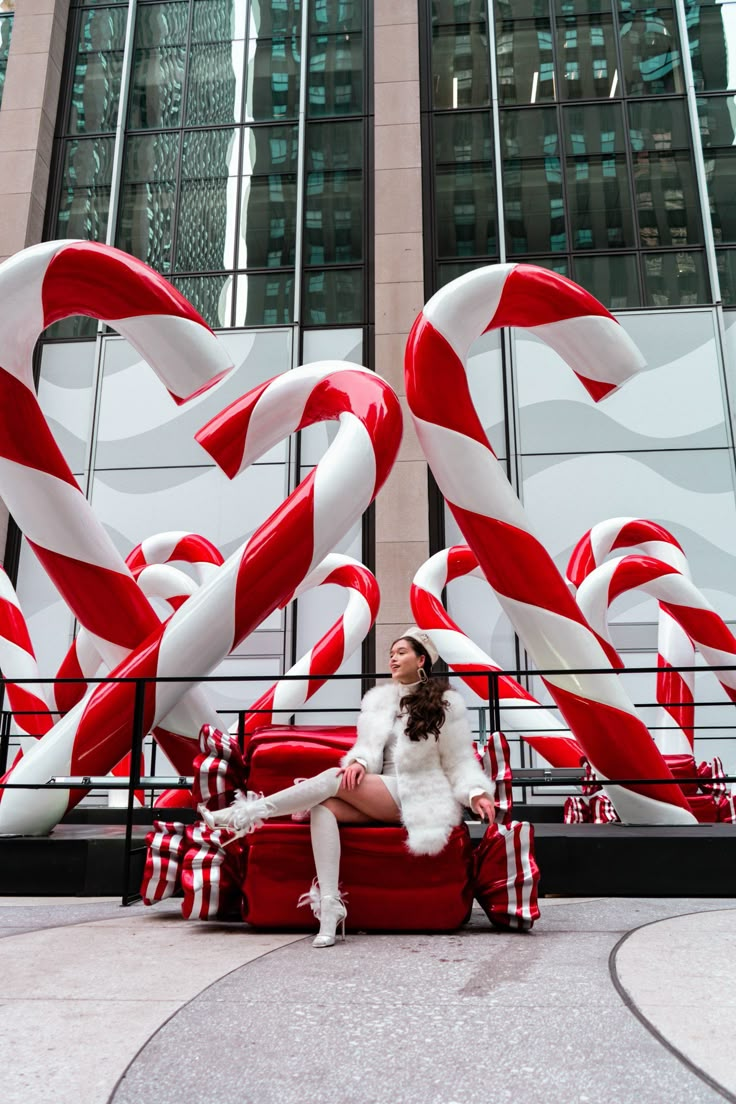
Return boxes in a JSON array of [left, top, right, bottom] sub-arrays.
[[373, 0, 429, 672], [0, 0, 70, 560]]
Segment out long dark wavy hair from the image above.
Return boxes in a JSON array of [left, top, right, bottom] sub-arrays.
[[394, 637, 451, 741]]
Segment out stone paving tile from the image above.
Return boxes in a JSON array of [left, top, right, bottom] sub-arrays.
[[110, 900, 731, 1104], [0, 896, 153, 936]]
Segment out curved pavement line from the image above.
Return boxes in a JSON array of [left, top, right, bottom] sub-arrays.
[[107, 935, 307, 1103], [609, 908, 736, 1104]]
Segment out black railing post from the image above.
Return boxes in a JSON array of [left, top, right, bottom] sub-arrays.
[[237, 709, 246, 756], [0, 703, 11, 776], [122, 678, 146, 906], [488, 671, 501, 735]]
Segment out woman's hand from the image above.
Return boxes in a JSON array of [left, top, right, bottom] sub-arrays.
[[471, 794, 496, 823], [340, 762, 366, 790]]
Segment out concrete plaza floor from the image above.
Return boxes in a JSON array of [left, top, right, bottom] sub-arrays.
[[0, 896, 734, 1104]]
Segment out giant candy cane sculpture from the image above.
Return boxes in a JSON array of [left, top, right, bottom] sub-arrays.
[[0, 359, 401, 834], [576, 555, 736, 708], [0, 568, 53, 740], [0, 241, 231, 772], [411, 546, 583, 767], [405, 263, 695, 824], [568, 519, 694, 756]]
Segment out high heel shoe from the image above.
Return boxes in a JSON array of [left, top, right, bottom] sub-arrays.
[[297, 881, 347, 948], [198, 791, 272, 838]]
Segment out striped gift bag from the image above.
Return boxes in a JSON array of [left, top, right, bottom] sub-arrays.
[[192, 724, 247, 812], [141, 821, 188, 904], [180, 824, 248, 921]]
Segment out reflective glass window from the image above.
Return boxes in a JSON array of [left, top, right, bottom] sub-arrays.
[[573, 252, 641, 306], [248, 0, 300, 38], [0, 9, 12, 111], [116, 131, 181, 271], [128, 2, 188, 130], [173, 273, 234, 327], [437, 259, 496, 288], [503, 108, 565, 253], [310, 0, 362, 33], [703, 148, 736, 244], [495, 18, 555, 104], [563, 104, 634, 250], [688, 1, 736, 92], [633, 151, 701, 247], [185, 0, 245, 126], [305, 121, 363, 265], [302, 268, 363, 324], [67, 6, 126, 134], [557, 15, 618, 100], [619, 4, 683, 96], [716, 247, 736, 304], [235, 270, 294, 325], [435, 113, 495, 258], [246, 34, 301, 121], [629, 98, 691, 150], [642, 249, 708, 305], [55, 136, 115, 241], [175, 128, 239, 271], [431, 22, 490, 109], [433, 0, 488, 24], [238, 125, 298, 268], [698, 94, 736, 146], [308, 32, 363, 116]]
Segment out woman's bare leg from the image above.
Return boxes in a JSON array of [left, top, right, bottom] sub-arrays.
[[330, 774, 401, 823]]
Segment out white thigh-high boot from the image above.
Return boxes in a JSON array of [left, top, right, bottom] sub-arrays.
[[199, 768, 342, 837], [298, 803, 346, 948]]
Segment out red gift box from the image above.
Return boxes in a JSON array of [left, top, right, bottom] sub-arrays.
[[141, 820, 188, 904], [242, 821, 474, 932]]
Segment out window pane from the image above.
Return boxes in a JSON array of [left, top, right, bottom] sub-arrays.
[[310, 0, 362, 33], [55, 136, 115, 241], [0, 16, 12, 113], [243, 121, 299, 173], [437, 165, 497, 258], [629, 98, 691, 150], [246, 36, 301, 120], [430, 23, 490, 109], [503, 108, 565, 252], [433, 0, 488, 24], [437, 259, 498, 288], [704, 148, 736, 244], [192, 0, 246, 43], [716, 248, 736, 304], [117, 132, 180, 271], [238, 174, 297, 268], [249, 0, 300, 38], [698, 94, 736, 146], [642, 250, 708, 305], [235, 271, 294, 325], [520, 256, 570, 274], [302, 268, 363, 324], [308, 32, 363, 116], [173, 274, 234, 327], [175, 128, 239, 271], [633, 151, 701, 247], [619, 5, 683, 96], [557, 15, 618, 100], [305, 121, 363, 265], [67, 6, 127, 135], [573, 253, 641, 307], [496, 19, 555, 104], [564, 105, 633, 250], [564, 101, 625, 154], [496, 0, 551, 20], [185, 40, 244, 126], [128, 2, 188, 130], [689, 2, 736, 92], [556, 0, 614, 13]]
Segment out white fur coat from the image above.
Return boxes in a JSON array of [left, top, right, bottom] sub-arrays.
[[341, 682, 494, 856]]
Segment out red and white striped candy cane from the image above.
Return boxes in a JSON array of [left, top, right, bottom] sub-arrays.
[[411, 545, 583, 767], [0, 362, 401, 834], [0, 242, 231, 770], [54, 532, 225, 715], [243, 553, 380, 733], [405, 263, 694, 825], [576, 554, 736, 708], [0, 567, 53, 741], [568, 518, 694, 755]]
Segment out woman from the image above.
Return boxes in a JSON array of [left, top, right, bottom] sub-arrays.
[[201, 628, 495, 947]]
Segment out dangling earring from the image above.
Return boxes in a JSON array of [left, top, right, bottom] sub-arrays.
[[418, 667, 428, 683]]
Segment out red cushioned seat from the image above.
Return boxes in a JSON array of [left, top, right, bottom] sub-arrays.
[[246, 726, 357, 797], [242, 822, 474, 932]]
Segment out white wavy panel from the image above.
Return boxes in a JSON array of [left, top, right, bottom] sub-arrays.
[[94, 327, 293, 469], [458, 330, 506, 460], [88, 464, 290, 634], [300, 330, 364, 466], [36, 342, 97, 476], [515, 310, 728, 453], [521, 449, 736, 621], [13, 541, 75, 680]]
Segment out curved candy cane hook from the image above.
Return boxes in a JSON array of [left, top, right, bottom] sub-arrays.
[[0, 362, 401, 835], [405, 263, 694, 824], [411, 546, 583, 767], [568, 518, 694, 755], [576, 554, 736, 709]]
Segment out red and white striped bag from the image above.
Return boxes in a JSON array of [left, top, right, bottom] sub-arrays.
[[141, 820, 188, 904], [192, 724, 247, 812], [180, 824, 248, 921]]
